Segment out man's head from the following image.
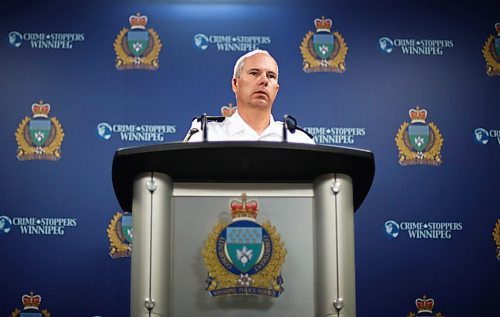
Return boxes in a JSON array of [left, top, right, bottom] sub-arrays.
[[231, 50, 280, 113]]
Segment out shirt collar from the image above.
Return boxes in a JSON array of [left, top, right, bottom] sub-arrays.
[[228, 110, 279, 137]]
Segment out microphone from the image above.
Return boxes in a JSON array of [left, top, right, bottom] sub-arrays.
[[193, 114, 226, 142], [201, 113, 208, 142], [283, 114, 297, 142], [182, 128, 199, 142]]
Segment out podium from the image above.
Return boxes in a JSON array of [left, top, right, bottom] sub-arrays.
[[112, 142, 374, 317]]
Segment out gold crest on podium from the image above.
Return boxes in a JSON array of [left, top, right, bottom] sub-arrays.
[[202, 194, 287, 297]]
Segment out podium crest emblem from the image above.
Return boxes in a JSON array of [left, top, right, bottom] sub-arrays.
[[493, 219, 500, 262], [10, 291, 51, 317], [114, 13, 162, 70], [15, 101, 64, 161], [395, 106, 443, 166], [482, 23, 500, 76], [300, 16, 348, 73], [202, 194, 287, 297], [107, 212, 133, 258]]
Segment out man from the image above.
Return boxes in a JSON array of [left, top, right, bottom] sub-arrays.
[[185, 50, 315, 144]]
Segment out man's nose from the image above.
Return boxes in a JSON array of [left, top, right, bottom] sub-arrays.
[[258, 73, 269, 86]]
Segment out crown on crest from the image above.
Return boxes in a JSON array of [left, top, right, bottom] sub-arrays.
[[314, 16, 333, 33], [31, 101, 51, 118], [409, 106, 427, 124], [415, 295, 434, 313], [22, 292, 42, 310], [129, 13, 148, 30], [230, 193, 258, 220]]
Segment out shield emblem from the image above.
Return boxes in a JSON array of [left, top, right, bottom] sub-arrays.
[[313, 33, 335, 59], [20, 312, 42, 317], [226, 222, 262, 273], [121, 213, 133, 243], [127, 30, 149, 57], [408, 124, 430, 152], [494, 37, 500, 57], [29, 118, 51, 147]]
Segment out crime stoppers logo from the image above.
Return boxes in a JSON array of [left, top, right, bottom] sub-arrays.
[[203, 194, 286, 297], [395, 106, 443, 166], [0, 214, 77, 236], [0, 215, 12, 235], [473, 127, 500, 146], [379, 36, 453, 55], [194, 33, 271, 52], [10, 292, 51, 317], [303, 126, 366, 145], [300, 16, 347, 73], [114, 13, 162, 70], [97, 122, 176, 142], [384, 220, 462, 240], [15, 101, 64, 161], [8, 30, 84, 49], [482, 23, 500, 76], [407, 295, 445, 317]]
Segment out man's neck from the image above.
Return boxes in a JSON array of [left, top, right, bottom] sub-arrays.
[[237, 108, 271, 135]]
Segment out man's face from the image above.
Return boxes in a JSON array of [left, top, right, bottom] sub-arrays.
[[232, 53, 280, 112]]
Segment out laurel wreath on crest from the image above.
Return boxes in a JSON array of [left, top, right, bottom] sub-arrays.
[[300, 31, 348, 73], [11, 309, 51, 317], [107, 212, 132, 258], [493, 219, 500, 259], [395, 121, 443, 165], [202, 220, 287, 291], [482, 35, 500, 76], [407, 312, 443, 317], [15, 116, 64, 160], [114, 28, 162, 70]]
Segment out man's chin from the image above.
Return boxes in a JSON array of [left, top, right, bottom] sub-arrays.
[[248, 101, 272, 109]]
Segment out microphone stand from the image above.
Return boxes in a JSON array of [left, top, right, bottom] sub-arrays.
[[283, 114, 297, 142]]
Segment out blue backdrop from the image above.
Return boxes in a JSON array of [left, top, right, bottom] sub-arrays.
[[1, 0, 499, 316]]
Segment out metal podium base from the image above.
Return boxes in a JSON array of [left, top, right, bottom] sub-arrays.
[[130, 174, 356, 317]]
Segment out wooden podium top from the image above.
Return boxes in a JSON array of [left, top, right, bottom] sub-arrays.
[[112, 142, 375, 212]]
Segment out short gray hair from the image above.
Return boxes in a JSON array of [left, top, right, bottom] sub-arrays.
[[232, 49, 278, 79]]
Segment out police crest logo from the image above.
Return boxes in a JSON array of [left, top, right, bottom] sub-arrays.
[[406, 295, 444, 317], [107, 212, 133, 258], [202, 194, 287, 297], [300, 16, 348, 73], [482, 23, 500, 76], [395, 106, 443, 166], [493, 219, 500, 262], [114, 13, 162, 70], [10, 292, 51, 317], [15, 101, 64, 161]]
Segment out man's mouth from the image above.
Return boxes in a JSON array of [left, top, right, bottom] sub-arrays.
[[254, 90, 269, 98]]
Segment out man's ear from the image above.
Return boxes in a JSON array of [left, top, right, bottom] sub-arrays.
[[232, 78, 238, 93]]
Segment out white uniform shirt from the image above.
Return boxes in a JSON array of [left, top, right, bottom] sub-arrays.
[[186, 111, 315, 144]]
